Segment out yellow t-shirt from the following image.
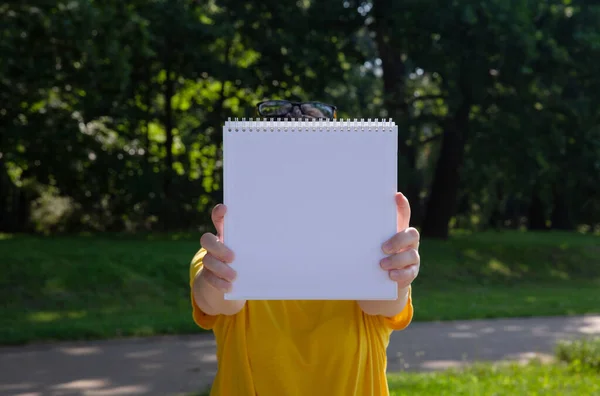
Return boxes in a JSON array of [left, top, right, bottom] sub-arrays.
[[189, 248, 413, 396]]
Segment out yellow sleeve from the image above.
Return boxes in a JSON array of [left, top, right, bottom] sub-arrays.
[[380, 286, 414, 331], [189, 248, 220, 330]]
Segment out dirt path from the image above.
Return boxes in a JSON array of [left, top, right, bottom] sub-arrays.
[[1, 314, 598, 396]]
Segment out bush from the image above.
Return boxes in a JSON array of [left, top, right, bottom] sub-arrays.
[[30, 187, 80, 234], [555, 337, 600, 372]]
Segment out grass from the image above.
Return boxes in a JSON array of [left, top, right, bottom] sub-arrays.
[[190, 337, 600, 396], [387, 337, 600, 395], [385, 360, 600, 395], [556, 336, 600, 371], [190, 362, 599, 396], [1, 230, 599, 345]]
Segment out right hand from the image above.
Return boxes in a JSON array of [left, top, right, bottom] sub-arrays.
[[199, 204, 237, 293]]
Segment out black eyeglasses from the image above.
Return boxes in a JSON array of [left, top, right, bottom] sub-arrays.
[[256, 100, 337, 119]]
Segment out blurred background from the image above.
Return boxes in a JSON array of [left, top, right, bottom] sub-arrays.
[[2, 0, 599, 237], [1, 1, 599, 394]]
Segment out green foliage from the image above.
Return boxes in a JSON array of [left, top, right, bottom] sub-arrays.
[[1, 1, 599, 236]]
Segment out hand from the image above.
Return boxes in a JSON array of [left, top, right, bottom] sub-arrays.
[[380, 193, 420, 290], [199, 204, 237, 293]]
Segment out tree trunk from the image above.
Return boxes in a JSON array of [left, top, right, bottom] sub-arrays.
[[144, 64, 152, 172], [488, 183, 504, 231], [421, 101, 471, 239], [163, 63, 174, 231], [528, 185, 548, 230], [550, 184, 573, 230], [209, 37, 233, 207], [372, 0, 422, 225], [0, 158, 14, 232], [0, 158, 31, 232]]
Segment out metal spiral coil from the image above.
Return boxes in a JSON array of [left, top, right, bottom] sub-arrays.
[[224, 118, 396, 133]]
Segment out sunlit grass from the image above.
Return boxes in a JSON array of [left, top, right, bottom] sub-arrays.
[[386, 360, 600, 395], [28, 310, 87, 323], [486, 258, 513, 277], [190, 361, 600, 396], [190, 337, 600, 395], [28, 311, 62, 323], [1, 230, 599, 344], [0, 233, 14, 240]]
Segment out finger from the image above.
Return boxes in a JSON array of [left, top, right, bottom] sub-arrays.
[[396, 192, 411, 231], [203, 253, 237, 282], [383, 227, 420, 254], [212, 204, 227, 241], [201, 268, 232, 293], [200, 232, 235, 263], [380, 248, 420, 270], [389, 264, 419, 287]]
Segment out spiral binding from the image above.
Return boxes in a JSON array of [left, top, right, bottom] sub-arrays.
[[223, 118, 396, 133]]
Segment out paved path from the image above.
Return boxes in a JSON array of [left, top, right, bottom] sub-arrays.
[[1, 315, 599, 396]]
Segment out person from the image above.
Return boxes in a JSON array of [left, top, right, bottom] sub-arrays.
[[189, 101, 421, 396]]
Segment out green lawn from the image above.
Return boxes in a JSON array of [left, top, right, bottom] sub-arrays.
[[386, 361, 600, 395], [190, 338, 600, 395], [1, 230, 599, 345], [387, 337, 600, 395], [191, 362, 600, 396]]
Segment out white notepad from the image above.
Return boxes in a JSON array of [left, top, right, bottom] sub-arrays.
[[223, 118, 398, 300]]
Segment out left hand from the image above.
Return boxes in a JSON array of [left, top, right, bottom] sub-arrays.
[[380, 192, 420, 289]]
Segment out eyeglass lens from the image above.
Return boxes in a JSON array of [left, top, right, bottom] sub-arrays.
[[258, 101, 292, 116], [259, 101, 334, 118], [301, 103, 334, 118]]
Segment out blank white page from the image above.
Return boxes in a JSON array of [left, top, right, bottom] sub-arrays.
[[223, 119, 398, 300]]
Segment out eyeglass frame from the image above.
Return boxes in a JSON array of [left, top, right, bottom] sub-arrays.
[[255, 100, 338, 119]]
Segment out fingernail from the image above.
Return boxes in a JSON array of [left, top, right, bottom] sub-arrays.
[[380, 257, 391, 269], [228, 270, 237, 282], [382, 242, 393, 254]]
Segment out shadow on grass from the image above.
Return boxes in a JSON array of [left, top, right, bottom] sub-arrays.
[[1, 230, 599, 344], [418, 230, 600, 288]]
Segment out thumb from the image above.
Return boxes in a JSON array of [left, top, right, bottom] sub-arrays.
[[211, 204, 226, 241], [396, 192, 411, 231]]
